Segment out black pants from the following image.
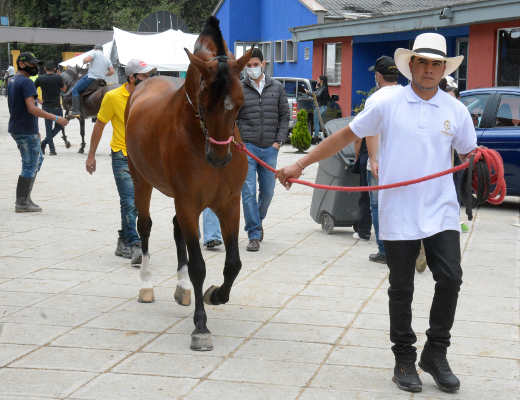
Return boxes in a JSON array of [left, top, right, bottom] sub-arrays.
[[384, 230, 462, 362], [354, 152, 372, 237]]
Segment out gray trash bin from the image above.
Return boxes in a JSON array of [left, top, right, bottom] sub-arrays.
[[310, 117, 362, 234]]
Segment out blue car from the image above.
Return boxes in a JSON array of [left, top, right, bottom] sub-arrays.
[[460, 87, 520, 196]]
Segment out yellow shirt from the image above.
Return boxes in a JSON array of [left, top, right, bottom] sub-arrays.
[[97, 84, 130, 156]]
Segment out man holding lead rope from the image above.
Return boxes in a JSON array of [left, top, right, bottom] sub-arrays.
[[277, 33, 477, 394]]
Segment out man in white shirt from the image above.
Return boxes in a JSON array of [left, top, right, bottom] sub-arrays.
[[277, 33, 476, 394], [365, 55, 402, 264]]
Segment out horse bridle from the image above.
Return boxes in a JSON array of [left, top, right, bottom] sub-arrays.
[[185, 55, 236, 153]]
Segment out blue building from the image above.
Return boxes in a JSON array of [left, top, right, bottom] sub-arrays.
[[213, 0, 325, 78]]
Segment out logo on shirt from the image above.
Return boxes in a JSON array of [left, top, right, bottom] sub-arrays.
[[441, 120, 454, 136]]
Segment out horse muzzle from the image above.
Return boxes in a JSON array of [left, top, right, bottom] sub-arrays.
[[205, 142, 232, 168]]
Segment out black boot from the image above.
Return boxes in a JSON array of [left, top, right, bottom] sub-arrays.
[[40, 140, 46, 155], [419, 347, 460, 393], [15, 176, 42, 213], [393, 360, 422, 393], [69, 96, 81, 118]]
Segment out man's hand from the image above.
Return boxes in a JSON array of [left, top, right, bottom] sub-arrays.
[[272, 142, 280, 150], [86, 155, 96, 175], [56, 117, 69, 127], [370, 158, 379, 179], [276, 161, 304, 189]]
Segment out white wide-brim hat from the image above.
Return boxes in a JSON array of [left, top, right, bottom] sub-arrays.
[[394, 32, 464, 81]]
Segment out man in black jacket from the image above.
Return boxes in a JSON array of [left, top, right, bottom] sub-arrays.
[[238, 48, 289, 252]]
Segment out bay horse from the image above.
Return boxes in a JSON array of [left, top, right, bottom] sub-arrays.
[[61, 66, 115, 153], [125, 17, 252, 351]]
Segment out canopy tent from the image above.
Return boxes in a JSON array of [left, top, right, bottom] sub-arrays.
[[59, 27, 198, 74]]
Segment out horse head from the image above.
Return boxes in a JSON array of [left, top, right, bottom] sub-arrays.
[[185, 16, 252, 168]]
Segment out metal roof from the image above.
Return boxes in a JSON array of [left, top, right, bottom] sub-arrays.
[[317, 0, 489, 20]]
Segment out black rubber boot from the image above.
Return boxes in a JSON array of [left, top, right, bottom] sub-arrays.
[[419, 347, 460, 393], [15, 176, 42, 213], [69, 96, 81, 118], [392, 360, 422, 393]]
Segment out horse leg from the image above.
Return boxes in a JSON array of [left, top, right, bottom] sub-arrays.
[[78, 118, 86, 154], [204, 197, 242, 306], [176, 208, 212, 351], [129, 160, 154, 303], [173, 215, 191, 306], [61, 127, 71, 148]]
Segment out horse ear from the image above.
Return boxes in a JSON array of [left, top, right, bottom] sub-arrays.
[[185, 48, 206, 73], [236, 47, 254, 71]]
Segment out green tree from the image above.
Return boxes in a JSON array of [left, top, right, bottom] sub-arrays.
[[291, 109, 311, 152]]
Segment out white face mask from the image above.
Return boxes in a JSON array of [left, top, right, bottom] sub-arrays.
[[246, 66, 262, 80]]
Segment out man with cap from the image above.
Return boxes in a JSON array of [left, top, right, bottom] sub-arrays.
[[365, 55, 401, 264], [277, 32, 476, 394], [85, 59, 155, 266], [35, 61, 67, 155], [69, 44, 115, 117], [8, 52, 69, 213]]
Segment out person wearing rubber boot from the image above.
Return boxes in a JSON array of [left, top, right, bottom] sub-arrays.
[[277, 33, 477, 394], [85, 59, 155, 265], [7, 52, 68, 213], [69, 44, 114, 118]]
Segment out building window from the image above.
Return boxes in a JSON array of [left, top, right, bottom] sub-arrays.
[[286, 40, 297, 62], [496, 28, 520, 86], [234, 42, 255, 58], [456, 37, 468, 91], [275, 40, 285, 63], [259, 41, 273, 75], [304, 47, 310, 60], [324, 42, 342, 85]]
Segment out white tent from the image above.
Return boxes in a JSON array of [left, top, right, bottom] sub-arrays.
[[59, 27, 198, 73]]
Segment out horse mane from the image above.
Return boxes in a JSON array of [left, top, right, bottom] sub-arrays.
[[199, 16, 226, 57]]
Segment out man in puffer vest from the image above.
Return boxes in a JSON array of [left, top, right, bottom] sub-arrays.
[[238, 48, 289, 252]]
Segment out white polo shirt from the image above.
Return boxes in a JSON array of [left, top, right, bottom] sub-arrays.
[[364, 84, 402, 172], [350, 84, 477, 240]]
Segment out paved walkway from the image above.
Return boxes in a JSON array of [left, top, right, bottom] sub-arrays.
[[0, 96, 518, 399]]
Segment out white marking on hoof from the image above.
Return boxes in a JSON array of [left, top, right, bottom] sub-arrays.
[[139, 254, 152, 283], [191, 332, 213, 351], [138, 287, 155, 303]]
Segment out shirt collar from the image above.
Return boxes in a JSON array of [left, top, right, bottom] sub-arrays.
[[249, 73, 265, 88], [121, 84, 130, 97], [405, 84, 442, 107]]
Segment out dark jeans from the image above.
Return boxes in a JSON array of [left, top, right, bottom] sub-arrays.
[[72, 75, 95, 98], [353, 152, 371, 237], [367, 170, 384, 255], [384, 230, 462, 362], [111, 150, 140, 246], [11, 133, 44, 178], [42, 106, 63, 152]]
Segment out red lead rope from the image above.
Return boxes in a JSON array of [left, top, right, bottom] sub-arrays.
[[234, 143, 507, 205]]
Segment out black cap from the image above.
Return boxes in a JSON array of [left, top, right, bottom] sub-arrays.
[[18, 52, 41, 65], [44, 61, 57, 71], [368, 55, 398, 75]]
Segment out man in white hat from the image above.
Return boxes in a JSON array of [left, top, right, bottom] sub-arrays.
[[85, 59, 155, 267], [277, 32, 477, 394]]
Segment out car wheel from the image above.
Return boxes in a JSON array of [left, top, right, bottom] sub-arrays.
[[321, 212, 334, 234]]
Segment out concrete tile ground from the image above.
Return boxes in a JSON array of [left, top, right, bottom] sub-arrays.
[[0, 96, 518, 399]]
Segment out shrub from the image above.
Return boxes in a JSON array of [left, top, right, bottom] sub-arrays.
[[290, 109, 311, 152]]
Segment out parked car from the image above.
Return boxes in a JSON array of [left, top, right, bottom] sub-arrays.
[[460, 87, 520, 196], [273, 77, 316, 132]]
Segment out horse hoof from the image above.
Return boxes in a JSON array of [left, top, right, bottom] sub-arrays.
[[138, 288, 155, 303], [78, 148, 84, 154], [203, 285, 219, 305], [174, 285, 191, 306], [190, 332, 213, 351], [65, 141, 71, 149]]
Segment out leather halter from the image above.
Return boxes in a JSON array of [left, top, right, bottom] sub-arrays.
[[185, 55, 236, 151]]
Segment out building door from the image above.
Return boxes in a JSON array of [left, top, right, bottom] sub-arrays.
[[456, 37, 468, 91]]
